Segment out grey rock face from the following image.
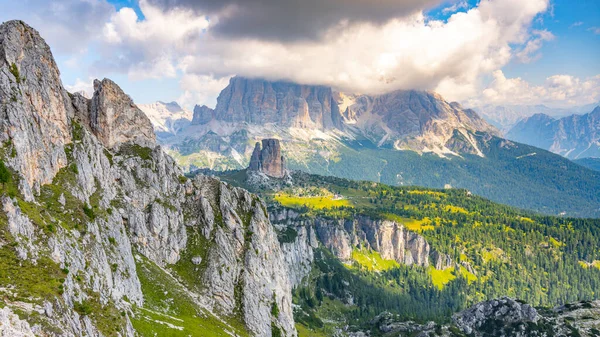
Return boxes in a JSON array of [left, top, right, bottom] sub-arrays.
[[249, 138, 286, 178], [214, 76, 344, 130], [0, 20, 71, 199], [270, 208, 454, 287], [0, 20, 296, 337], [191, 104, 215, 125], [88, 78, 156, 150], [453, 297, 538, 336]]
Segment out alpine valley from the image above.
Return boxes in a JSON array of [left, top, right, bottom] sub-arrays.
[[149, 77, 600, 218], [2, 19, 600, 337]]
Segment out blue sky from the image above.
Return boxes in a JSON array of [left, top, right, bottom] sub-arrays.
[[1, 0, 599, 109]]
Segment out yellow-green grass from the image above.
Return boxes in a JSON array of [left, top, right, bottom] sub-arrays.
[[408, 190, 446, 198], [384, 214, 434, 232], [579, 260, 600, 270], [459, 266, 477, 284], [274, 193, 351, 210], [296, 324, 329, 337], [443, 205, 470, 215], [133, 255, 248, 337], [351, 248, 400, 272], [428, 266, 456, 290]]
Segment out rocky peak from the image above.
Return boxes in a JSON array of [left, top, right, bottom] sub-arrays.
[[191, 104, 215, 125], [249, 138, 286, 178], [0, 20, 72, 198], [214, 76, 344, 130], [87, 78, 156, 150]]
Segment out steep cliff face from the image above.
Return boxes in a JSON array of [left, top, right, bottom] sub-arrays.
[[214, 76, 344, 130], [0, 20, 295, 337], [0, 20, 72, 200], [89, 78, 156, 150], [249, 139, 286, 178], [191, 104, 215, 125], [269, 208, 453, 287]]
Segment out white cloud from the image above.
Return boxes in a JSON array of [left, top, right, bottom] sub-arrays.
[[176, 74, 231, 109], [442, 1, 469, 14], [476, 70, 600, 108], [0, 0, 114, 54], [98, 0, 552, 104], [515, 29, 555, 63], [588, 27, 600, 35], [65, 77, 95, 97], [570, 21, 584, 28]]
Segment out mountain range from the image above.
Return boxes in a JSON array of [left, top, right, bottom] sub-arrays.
[[470, 103, 599, 132], [506, 107, 600, 160], [142, 78, 600, 218], [2, 19, 600, 337]]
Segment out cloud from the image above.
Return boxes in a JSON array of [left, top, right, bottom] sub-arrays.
[[146, 0, 443, 42], [570, 21, 584, 28], [0, 0, 114, 53], [515, 29, 555, 63], [442, 1, 469, 14], [176, 74, 231, 109], [100, 0, 552, 104], [95, 1, 209, 80], [65, 77, 95, 97], [477, 70, 600, 108], [588, 27, 600, 35]]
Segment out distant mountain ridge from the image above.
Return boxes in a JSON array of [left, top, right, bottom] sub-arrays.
[[507, 106, 600, 159], [472, 102, 599, 132], [138, 101, 192, 139]]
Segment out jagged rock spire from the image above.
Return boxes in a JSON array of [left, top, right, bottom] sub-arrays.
[[249, 138, 286, 178]]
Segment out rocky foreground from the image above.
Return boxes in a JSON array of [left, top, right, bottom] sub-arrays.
[[368, 297, 600, 337]]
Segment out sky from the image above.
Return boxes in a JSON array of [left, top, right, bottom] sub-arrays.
[[0, 0, 599, 110]]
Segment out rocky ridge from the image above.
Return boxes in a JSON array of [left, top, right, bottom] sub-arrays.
[[507, 107, 600, 159], [0, 20, 295, 337]]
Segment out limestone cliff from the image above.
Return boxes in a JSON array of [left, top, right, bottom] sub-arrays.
[[0, 20, 295, 337], [269, 208, 453, 287], [214, 76, 344, 130], [249, 138, 286, 178]]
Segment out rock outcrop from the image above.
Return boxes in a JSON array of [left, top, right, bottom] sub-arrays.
[[0, 20, 295, 337], [249, 138, 286, 178], [88, 78, 156, 150], [191, 104, 215, 125], [369, 297, 600, 337], [214, 76, 344, 130]]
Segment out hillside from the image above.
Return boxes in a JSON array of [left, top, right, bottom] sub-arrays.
[[213, 168, 600, 335], [575, 157, 600, 172]]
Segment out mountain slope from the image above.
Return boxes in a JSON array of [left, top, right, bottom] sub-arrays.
[[0, 20, 294, 337], [507, 107, 600, 159], [211, 167, 600, 336]]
